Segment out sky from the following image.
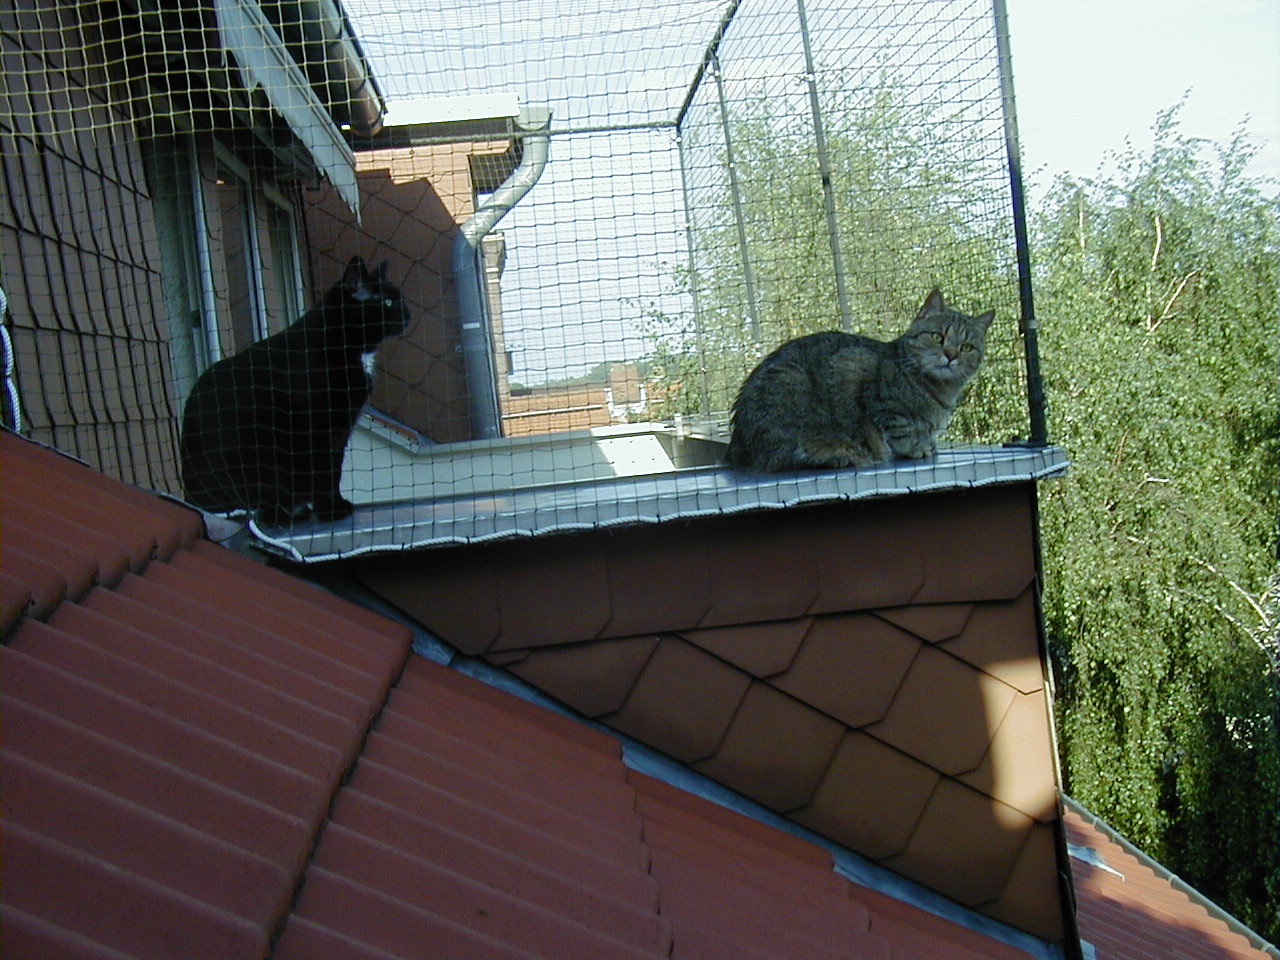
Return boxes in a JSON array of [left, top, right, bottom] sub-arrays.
[[1003, 0, 1280, 200], [349, 0, 1279, 382]]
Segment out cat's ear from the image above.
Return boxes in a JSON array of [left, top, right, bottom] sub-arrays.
[[374, 260, 391, 281], [342, 256, 368, 290], [972, 310, 996, 335], [917, 288, 947, 318]]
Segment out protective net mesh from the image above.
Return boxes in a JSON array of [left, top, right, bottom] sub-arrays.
[[2, 0, 1040, 526]]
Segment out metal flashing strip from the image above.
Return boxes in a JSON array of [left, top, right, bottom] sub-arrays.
[[252, 443, 1069, 563]]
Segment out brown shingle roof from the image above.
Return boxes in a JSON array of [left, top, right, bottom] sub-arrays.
[[350, 483, 1066, 938], [1, 428, 1042, 959]]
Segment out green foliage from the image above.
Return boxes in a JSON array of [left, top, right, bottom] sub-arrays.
[[1033, 103, 1280, 941], [643, 79, 1027, 440]]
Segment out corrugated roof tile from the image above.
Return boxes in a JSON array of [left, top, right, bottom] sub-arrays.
[[339, 483, 1066, 937], [3, 753, 291, 929], [3, 694, 315, 870], [11, 619, 349, 785], [3, 822, 270, 960], [2, 431, 200, 569], [1, 544, 72, 625], [110, 572, 384, 714], [5, 430, 1068, 960], [1065, 801, 1274, 960]]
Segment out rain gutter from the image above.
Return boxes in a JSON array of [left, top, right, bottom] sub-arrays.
[[453, 107, 552, 440], [289, 0, 387, 137]]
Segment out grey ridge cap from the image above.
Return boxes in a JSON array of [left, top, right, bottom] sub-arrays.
[[252, 443, 1070, 563]]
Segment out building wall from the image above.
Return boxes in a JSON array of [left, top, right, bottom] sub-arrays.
[[1, 3, 180, 492], [303, 139, 516, 444]]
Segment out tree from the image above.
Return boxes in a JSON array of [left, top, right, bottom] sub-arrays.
[[1033, 104, 1279, 941], [645, 80, 1280, 941]]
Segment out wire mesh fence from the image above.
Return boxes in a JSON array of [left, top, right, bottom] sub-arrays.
[[2, 0, 1043, 527]]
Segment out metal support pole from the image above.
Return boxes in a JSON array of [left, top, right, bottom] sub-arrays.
[[711, 53, 762, 343], [796, 0, 851, 333], [674, 128, 714, 416], [992, 0, 1049, 445]]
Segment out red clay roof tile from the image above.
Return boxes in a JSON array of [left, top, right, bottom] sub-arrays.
[[1, 545, 73, 625], [354, 486, 1065, 937], [4, 430, 1075, 960], [1065, 801, 1274, 960], [2, 431, 201, 570], [4, 824, 270, 960], [3, 694, 315, 871]]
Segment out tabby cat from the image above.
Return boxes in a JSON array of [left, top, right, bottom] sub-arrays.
[[725, 289, 993, 472], [180, 256, 410, 524]]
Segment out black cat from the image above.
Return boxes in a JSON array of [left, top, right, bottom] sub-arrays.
[[180, 256, 410, 525]]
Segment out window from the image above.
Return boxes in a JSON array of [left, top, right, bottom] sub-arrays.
[[148, 136, 306, 406], [213, 147, 269, 352], [263, 187, 305, 330]]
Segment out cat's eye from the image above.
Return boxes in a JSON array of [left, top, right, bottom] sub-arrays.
[[383, 299, 396, 308], [961, 343, 974, 353], [928, 332, 944, 343]]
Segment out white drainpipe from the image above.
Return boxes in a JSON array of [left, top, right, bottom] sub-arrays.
[[453, 107, 552, 440]]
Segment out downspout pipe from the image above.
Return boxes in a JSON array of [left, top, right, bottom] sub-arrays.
[[453, 107, 552, 440]]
